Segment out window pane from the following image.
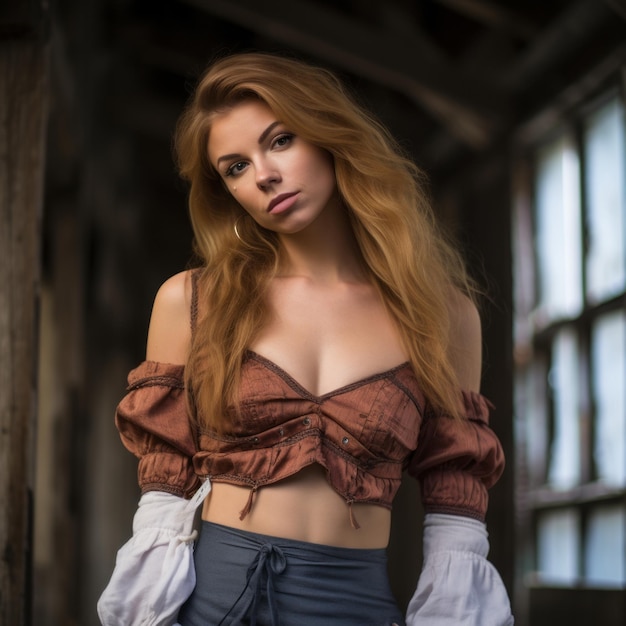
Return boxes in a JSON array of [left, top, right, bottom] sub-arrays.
[[592, 310, 626, 485], [516, 358, 549, 486], [584, 98, 626, 303], [548, 328, 581, 488], [535, 136, 583, 320], [537, 508, 580, 584], [585, 505, 626, 587]]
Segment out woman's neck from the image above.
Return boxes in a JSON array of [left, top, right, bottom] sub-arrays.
[[276, 204, 368, 285]]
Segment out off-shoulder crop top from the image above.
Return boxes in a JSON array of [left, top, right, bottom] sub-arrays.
[[115, 274, 505, 524], [116, 357, 504, 525]]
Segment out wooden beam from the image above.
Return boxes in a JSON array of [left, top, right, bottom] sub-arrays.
[[505, 0, 612, 90], [181, 0, 507, 148], [0, 37, 48, 625], [514, 44, 626, 145], [431, 0, 538, 40]]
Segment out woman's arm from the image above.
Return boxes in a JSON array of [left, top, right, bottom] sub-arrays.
[[98, 270, 209, 626], [405, 291, 514, 625], [446, 290, 482, 393], [146, 270, 193, 364]]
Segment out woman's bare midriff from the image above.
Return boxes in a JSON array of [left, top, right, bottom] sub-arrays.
[[201, 464, 392, 549]]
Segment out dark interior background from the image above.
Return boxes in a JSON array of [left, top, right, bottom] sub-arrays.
[[2, 1, 625, 624]]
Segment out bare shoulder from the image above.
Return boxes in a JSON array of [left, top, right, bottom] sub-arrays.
[[146, 270, 194, 364], [447, 289, 482, 392]]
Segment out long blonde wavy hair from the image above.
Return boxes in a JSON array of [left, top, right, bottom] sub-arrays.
[[174, 52, 475, 431]]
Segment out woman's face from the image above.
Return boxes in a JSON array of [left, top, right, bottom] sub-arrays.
[[208, 100, 339, 234]]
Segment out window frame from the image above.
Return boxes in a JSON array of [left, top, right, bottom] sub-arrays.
[[512, 62, 626, 625]]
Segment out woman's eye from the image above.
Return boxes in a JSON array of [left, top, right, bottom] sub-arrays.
[[272, 133, 294, 148], [226, 161, 247, 177]]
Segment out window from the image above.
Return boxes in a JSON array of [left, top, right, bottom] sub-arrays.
[[513, 92, 626, 625]]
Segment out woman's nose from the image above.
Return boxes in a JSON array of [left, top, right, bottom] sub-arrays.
[[256, 162, 281, 190]]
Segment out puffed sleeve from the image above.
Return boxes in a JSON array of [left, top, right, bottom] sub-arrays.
[[404, 393, 513, 625], [115, 360, 201, 498], [405, 513, 514, 625], [406, 390, 505, 521], [97, 488, 210, 626]]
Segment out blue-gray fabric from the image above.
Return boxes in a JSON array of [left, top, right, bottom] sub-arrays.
[[178, 521, 405, 626]]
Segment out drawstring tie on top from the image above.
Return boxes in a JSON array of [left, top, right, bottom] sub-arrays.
[[239, 484, 258, 520], [347, 498, 361, 530]]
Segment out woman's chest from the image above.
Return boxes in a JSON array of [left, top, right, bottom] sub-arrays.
[[250, 278, 408, 398]]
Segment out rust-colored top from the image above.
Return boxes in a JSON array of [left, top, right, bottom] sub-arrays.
[[115, 354, 505, 522]]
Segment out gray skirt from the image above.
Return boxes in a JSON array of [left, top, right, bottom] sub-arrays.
[[178, 521, 405, 626]]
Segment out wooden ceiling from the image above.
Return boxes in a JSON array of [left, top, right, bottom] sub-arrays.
[[21, 0, 620, 215], [83, 0, 625, 174]]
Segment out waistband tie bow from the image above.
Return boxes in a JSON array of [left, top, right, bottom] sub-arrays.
[[220, 542, 287, 626]]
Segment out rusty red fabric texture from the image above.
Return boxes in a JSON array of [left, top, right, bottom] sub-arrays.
[[115, 353, 505, 521]]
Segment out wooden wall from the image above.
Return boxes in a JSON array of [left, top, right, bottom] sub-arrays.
[[0, 3, 48, 622]]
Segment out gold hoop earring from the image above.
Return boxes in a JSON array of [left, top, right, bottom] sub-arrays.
[[233, 217, 244, 243]]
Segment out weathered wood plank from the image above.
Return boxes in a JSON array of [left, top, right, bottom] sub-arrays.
[[0, 38, 48, 626]]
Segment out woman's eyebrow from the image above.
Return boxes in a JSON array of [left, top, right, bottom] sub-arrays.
[[216, 152, 241, 167], [258, 121, 281, 144], [215, 121, 283, 167]]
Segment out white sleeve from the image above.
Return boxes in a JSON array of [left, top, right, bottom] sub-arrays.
[[405, 514, 514, 626], [97, 479, 212, 626]]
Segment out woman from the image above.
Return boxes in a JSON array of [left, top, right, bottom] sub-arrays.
[[98, 52, 513, 625]]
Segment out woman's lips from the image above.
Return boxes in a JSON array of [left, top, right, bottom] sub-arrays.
[[267, 192, 299, 214]]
